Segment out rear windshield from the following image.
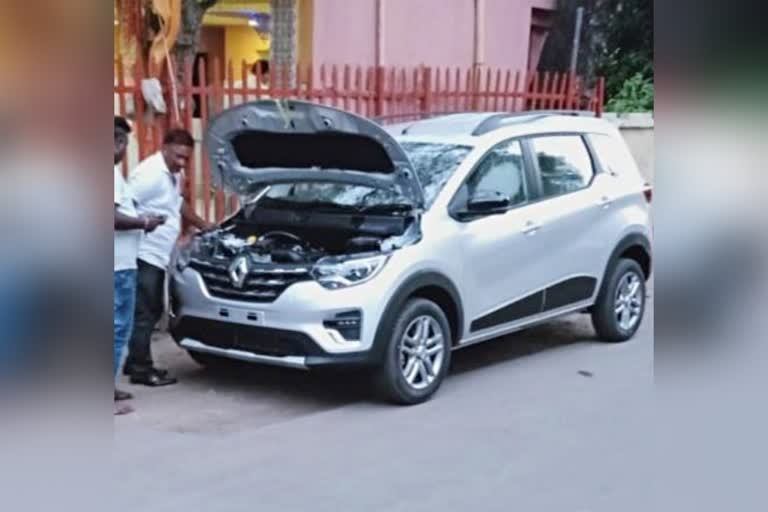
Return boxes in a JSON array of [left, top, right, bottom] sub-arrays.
[[260, 142, 471, 210]]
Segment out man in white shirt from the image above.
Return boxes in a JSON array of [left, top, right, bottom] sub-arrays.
[[123, 128, 212, 386], [114, 117, 165, 414]]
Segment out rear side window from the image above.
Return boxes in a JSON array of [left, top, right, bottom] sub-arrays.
[[531, 135, 594, 198], [589, 133, 638, 177]]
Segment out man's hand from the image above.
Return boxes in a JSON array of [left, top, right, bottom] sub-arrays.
[[142, 214, 166, 233], [182, 202, 215, 233], [199, 220, 216, 232]]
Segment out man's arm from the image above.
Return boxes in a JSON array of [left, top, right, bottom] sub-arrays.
[[182, 201, 214, 231], [115, 206, 164, 232]]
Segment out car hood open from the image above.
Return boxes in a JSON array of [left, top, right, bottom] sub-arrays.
[[205, 99, 425, 209]]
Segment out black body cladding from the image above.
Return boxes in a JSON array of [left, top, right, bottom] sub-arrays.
[[470, 276, 597, 332]]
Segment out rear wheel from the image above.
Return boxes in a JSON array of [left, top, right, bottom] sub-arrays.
[[591, 258, 646, 342], [374, 298, 452, 405]]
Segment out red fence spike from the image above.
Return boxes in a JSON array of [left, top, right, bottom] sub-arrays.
[[484, 67, 492, 111], [354, 65, 363, 114], [529, 71, 539, 110], [211, 57, 220, 113], [331, 64, 339, 108], [541, 72, 551, 109], [501, 70, 511, 111], [197, 56, 210, 221], [226, 60, 235, 109], [492, 68, 502, 111], [343, 64, 351, 111], [399, 68, 407, 116], [307, 63, 315, 102], [182, 57, 195, 227]]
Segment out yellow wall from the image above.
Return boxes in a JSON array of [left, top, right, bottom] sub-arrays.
[[225, 25, 270, 68], [114, 1, 275, 67]]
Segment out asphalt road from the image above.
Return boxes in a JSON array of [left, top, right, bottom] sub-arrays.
[[114, 290, 653, 512]]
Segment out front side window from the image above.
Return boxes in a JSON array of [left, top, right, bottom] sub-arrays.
[[465, 139, 528, 206], [531, 136, 594, 198]]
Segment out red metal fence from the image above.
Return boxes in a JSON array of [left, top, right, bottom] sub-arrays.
[[114, 59, 605, 222]]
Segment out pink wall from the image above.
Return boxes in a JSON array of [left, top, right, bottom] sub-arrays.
[[382, 0, 475, 68], [483, 0, 556, 70], [312, 0, 377, 67], [311, 0, 556, 70]]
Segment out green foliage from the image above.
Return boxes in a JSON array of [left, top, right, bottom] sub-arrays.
[[605, 72, 654, 113], [593, 0, 654, 108]]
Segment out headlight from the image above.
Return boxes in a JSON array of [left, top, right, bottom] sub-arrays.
[[312, 254, 389, 289]]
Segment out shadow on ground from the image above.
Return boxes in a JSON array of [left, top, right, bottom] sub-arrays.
[[158, 313, 599, 404], [449, 314, 599, 376]]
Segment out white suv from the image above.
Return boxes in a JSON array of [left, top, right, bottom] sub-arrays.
[[170, 100, 651, 404]]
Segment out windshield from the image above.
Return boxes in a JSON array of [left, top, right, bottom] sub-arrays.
[[401, 142, 472, 207], [258, 142, 471, 211]]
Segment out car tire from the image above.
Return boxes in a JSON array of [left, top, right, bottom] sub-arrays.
[[591, 258, 646, 342], [374, 298, 452, 405]]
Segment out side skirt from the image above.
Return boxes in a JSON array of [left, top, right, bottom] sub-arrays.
[[455, 299, 594, 350]]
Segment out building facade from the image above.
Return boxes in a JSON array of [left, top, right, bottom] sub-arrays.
[[194, 0, 556, 73]]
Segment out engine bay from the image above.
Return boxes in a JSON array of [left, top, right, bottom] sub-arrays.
[[200, 228, 387, 265], [190, 206, 421, 266]]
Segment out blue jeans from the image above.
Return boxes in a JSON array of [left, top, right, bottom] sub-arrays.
[[114, 269, 137, 378]]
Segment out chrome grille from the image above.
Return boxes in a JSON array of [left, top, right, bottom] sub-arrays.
[[189, 258, 312, 303]]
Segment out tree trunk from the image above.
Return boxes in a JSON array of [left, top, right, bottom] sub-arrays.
[[172, 0, 219, 87]]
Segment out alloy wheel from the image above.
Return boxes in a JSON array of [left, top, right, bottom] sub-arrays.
[[614, 271, 643, 331], [399, 315, 445, 390]]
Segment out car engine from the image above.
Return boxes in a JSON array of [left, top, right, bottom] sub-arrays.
[[197, 228, 324, 265], [195, 226, 387, 266]]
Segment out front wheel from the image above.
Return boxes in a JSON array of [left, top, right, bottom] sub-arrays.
[[374, 298, 452, 405], [591, 258, 647, 342]]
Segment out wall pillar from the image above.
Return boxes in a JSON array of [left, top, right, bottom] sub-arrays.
[[271, 0, 297, 86]]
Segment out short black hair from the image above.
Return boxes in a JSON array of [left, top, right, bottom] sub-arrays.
[[115, 116, 131, 134], [163, 128, 194, 147]]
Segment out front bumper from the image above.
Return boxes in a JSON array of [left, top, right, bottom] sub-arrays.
[[171, 316, 378, 369], [169, 266, 392, 369]]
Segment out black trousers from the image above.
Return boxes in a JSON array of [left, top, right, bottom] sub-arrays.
[[125, 259, 165, 373]]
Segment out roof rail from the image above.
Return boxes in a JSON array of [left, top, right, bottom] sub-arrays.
[[470, 110, 595, 136], [372, 111, 466, 124]]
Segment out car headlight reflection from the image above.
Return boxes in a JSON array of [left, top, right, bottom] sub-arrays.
[[312, 254, 389, 289]]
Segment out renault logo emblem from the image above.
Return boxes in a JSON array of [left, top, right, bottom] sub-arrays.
[[228, 255, 249, 289]]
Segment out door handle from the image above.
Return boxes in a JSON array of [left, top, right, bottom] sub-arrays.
[[597, 195, 613, 209], [522, 220, 541, 236]]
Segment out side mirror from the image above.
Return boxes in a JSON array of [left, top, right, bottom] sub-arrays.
[[457, 190, 511, 219]]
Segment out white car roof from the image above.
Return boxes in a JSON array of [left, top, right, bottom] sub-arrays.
[[387, 112, 618, 147]]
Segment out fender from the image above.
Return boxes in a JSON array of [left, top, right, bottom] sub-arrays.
[[603, 232, 652, 282], [370, 271, 464, 360]]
